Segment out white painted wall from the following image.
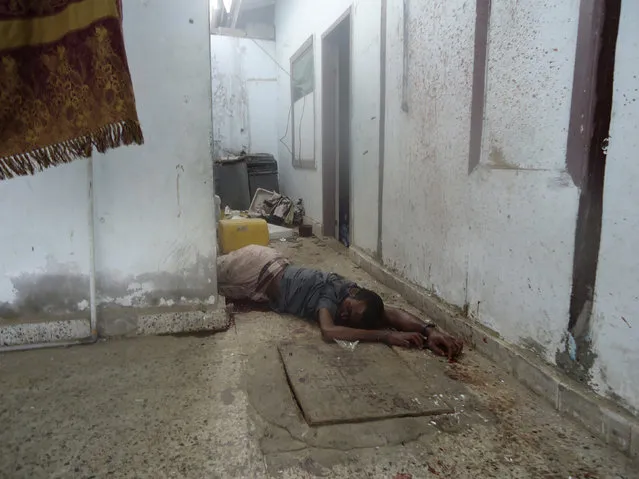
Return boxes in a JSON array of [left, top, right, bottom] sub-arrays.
[[383, 0, 475, 307], [211, 36, 278, 158], [383, 0, 580, 363], [480, 1, 579, 171], [591, 1, 639, 414], [274, 0, 381, 250], [93, 0, 216, 309], [467, 0, 580, 359], [0, 163, 91, 318], [0, 0, 216, 321], [275, 0, 638, 413]]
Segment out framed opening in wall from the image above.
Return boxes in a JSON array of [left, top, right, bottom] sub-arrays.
[[291, 36, 316, 169]]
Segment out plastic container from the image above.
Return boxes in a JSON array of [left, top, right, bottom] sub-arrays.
[[299, 224, 313, 237], [246, 154, 279, 200], [218, 218, 269, 254], [214, 158, 251, 210], [248, 187, 276, 217], [249, 171, 279, 200]]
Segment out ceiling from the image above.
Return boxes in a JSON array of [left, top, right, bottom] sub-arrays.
[[212, 0, 276, 30]]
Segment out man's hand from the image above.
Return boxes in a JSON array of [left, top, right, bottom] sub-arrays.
[[425, 329, 464, 360], [385, 331, 424, 348], [383, 306, 463, 359]]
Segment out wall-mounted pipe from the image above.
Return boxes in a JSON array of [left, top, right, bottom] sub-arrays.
[[87, 155, 98, 340]]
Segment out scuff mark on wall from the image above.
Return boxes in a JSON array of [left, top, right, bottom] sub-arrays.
[[520, 337, 548, 359], [549, 171, 572, 188], [176, 164, 184, 218], [488, 144, 519, 170], [0, 302, 20, 320]]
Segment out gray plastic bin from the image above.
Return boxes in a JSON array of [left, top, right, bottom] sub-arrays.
[[214, 158, 251, 211], [246, 154, 279, 200]]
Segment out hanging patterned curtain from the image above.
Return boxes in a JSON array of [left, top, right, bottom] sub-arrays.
[[0, 0, 144, 180]]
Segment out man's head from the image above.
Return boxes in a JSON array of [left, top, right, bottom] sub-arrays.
[[337, 288, 384, 329]]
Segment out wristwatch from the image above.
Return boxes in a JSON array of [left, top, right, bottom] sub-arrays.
[[422, 323, 436, 336]]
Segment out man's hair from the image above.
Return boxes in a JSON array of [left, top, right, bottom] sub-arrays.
[[352, 288, 384, 329]]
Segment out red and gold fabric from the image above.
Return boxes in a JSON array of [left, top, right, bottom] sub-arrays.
[[0, 0, 143, 180]]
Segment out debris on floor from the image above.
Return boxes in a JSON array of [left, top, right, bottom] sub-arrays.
[[247, 188, 305, 228], [268, 223, 294, 241], [334, 339, 359, 351], [218, 189, 306, 249], [1, 238, 637, 478]]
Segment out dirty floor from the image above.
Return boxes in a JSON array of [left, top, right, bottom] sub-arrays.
[[0, 238, 637, 479]]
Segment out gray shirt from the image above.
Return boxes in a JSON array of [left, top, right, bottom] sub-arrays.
[[271, 266, 355, 320]]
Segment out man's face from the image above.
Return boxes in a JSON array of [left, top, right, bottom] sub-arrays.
[[337, 297, 367, 327]]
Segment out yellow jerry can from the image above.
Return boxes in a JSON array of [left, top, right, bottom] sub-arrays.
[[218, 218, 270, 254]]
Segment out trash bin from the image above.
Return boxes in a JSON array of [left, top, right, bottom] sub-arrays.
[[246, 154, 279, 200], [214, 157, 251, 211]]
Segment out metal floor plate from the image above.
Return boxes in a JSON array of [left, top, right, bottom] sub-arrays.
[[279, 342, 453, 426]]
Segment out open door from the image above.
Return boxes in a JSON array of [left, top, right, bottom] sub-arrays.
[[322, 10, 351, 244]]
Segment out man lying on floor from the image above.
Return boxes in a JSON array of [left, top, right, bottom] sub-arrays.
[[217, 245, 463, 359]]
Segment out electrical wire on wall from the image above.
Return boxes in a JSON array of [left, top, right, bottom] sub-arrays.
[[280, 103, 293, 156], [250, 38, 295, 156]]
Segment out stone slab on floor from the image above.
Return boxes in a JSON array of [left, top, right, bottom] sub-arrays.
[[279, 342, 453, 426], [330, 239, 639, 457]]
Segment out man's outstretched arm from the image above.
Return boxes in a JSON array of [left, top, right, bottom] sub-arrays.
[[383, 306, 464, 359], [317, 308, 425, 348], [383, 306, 434, 334]]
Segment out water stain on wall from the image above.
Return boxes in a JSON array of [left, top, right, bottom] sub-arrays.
[[0, 254, 217, 321], [8, 272, 90, 318], [489, 145, 519, 170], [97, 253, 216, 307]]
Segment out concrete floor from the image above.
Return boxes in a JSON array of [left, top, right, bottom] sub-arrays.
[[1, 238, 638, 478]]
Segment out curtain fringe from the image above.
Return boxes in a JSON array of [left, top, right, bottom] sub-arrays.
[[0, 120, 144, 180]]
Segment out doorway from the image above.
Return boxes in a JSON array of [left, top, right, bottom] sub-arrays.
[[322, 10, 351, 245]]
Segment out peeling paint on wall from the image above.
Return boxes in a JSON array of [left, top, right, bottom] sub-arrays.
[[10, 272, 90, 317], [96, 253, 216, 308], [0, 254, 215, 321], [555, 331, 597, 386], [211, 35, 278, 159], [0, 0, 218, 330]]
